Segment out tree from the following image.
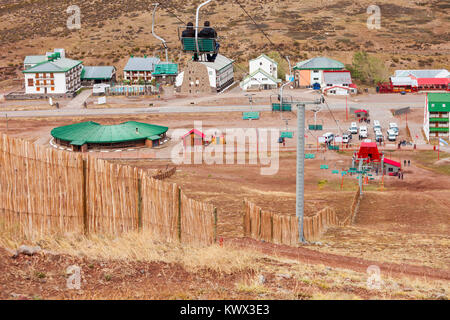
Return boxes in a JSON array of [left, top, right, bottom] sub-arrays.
[[267, 51, 288, 80], [347, 51, 389, 86]]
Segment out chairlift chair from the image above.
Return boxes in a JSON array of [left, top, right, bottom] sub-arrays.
[[178, 0, 219, 61]]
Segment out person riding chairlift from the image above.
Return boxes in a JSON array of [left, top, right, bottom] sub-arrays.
[[181, 22, 199, 62], [198, 21, 219, 62]]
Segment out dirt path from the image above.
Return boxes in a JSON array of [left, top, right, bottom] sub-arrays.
[[225, 237, 450, 282]]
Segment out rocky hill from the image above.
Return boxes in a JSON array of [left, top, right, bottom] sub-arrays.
[[0, 0, 448, 84]]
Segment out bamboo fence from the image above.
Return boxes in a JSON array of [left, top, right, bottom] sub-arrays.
[[243, 199, 340, 244], [0, 134, 216, 245], [0, 134, 84, 237]]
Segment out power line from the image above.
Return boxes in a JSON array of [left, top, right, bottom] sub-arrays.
[[157, 1, 186, 25], [234, 0, 284, 58]]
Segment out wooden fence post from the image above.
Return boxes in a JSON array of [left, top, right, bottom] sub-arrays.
[[214, 207, 218, 243], [137, 176, 142, 231], [82, 158, 88, 235], [258, 208, 262, 240], [178, 186, 182, 242]]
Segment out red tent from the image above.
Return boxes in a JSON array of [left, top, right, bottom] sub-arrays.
[[354, 109, 368, 114], [357, 142, 382, 162]]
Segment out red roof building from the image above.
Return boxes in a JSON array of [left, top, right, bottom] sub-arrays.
[[356, 142, 382, 162], [182, 129, 206, 147], [383, 158, 401, 167]]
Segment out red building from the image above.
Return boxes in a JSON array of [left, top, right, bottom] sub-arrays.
[[356, 142, 382, 162], [182, 129, 206, 147]]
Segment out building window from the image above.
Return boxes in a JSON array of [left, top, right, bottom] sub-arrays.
[[36, 87, 40, 92], [313, 70, 319, 73], [51, 87, 55, 91], [50, 73, 54, 78], [314, 78, 319, 81], [27, 78, 34, 87], [260, 62, 263, 66]]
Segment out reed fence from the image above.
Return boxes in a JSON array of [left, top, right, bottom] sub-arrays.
[[243, 199, 339, 244], [0, 134, 216, 245]]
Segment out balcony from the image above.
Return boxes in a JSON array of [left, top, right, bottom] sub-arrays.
[[429, 117, 449, 123]]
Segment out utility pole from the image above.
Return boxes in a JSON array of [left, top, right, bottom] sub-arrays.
[[293, 99, 322, 243]]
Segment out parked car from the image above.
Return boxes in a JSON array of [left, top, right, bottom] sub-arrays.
[[373, 120, 381, 132], [387, 129, 397, 141], [343, 134, 352, 143], [359, 126, 368, 139], [323, 132, 335, 144], [375, 131, 383, 142], [349, 122, 358, 134], [389, 123, 399, 136]]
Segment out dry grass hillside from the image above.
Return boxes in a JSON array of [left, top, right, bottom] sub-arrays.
[[0, 0, 449, 85]]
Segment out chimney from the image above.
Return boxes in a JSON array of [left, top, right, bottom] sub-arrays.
[[136, 127, 139, 134]]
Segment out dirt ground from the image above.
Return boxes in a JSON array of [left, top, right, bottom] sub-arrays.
[[1, 109, 449, 300]]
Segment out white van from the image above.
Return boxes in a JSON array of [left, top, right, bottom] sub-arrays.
[[359, 126, 368, 139], [349, 122, 358, 134]]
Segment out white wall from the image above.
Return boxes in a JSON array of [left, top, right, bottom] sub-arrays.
[[249, 56, 277, 78], [216, 64, 234, 90], [25, 72, 75, 94], [241, 70, 278, 90], [175, 71, 184, 87], [423, 95, 430, 141], [310, 70, 322, 85]]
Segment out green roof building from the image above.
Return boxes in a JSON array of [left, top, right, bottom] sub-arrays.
[[22, 57, 83, 95], [424, 92, 450, 141], [152, 63, 178, 85], [81, 66, 116, 85], [293, 56, 345, 88], [51, 121, 169, 152]]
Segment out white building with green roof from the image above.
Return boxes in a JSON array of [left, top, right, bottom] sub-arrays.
[[241, 54, 280, 91], [424, 92, 450, 141], [22, 57, 83, 95]]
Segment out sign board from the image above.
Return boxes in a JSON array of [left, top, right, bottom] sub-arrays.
[[318, 137, 326, 143], [98, 97, 106, 105], [281, 131, 294, 139], [341, 171, 347, 175], [439, 138, 449, 146], [334, 137, 343, 143]]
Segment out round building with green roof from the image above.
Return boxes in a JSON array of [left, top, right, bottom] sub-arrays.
[[51, 121, 168, 152]]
